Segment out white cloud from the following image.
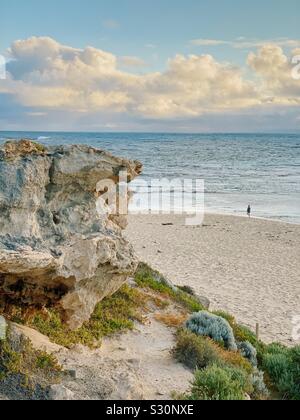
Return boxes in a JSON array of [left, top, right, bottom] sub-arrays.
[[190, 39, 229, 46], [190, 38, 300, 49], [235, 39, 300, 49], [248, 45, 300, 103], [133, 54, 258, 118], [1, 36, 300, 126]]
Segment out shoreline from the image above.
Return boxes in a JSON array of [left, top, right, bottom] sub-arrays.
[[202, 210, 300, 226], [128, 209, 300, 226], [126, 212, 300, 346]]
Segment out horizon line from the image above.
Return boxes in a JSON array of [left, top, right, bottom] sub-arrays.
[[1, 130, 300, 136]]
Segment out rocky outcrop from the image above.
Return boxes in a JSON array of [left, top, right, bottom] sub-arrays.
[[0, 140, 142, 329]]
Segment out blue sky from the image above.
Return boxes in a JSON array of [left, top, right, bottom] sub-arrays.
[[1, 0, 300, 132], [2, 0, 300, 69]]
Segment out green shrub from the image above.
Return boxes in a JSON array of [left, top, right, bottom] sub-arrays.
[[265, 342, 289, 356], [290, 346, 300, 364], [262, 344, 300, 400], [186, 312, 237, 351], [188, 364, 252, 400], [173, 329, 219, 370], [263, 353, 290, 394]]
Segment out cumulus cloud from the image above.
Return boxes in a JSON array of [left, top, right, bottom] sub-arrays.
[[248, 45, 300, 103], [0, 36, 300, 128], [133, 54, 259, 118]]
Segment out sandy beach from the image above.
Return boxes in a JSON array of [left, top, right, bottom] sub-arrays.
[[126, 213, 300, 346]]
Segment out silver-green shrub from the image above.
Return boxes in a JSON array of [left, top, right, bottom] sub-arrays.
[[238, 341, 257, 367], [186, 311, 237, 351], [251, 368, 270, 399]]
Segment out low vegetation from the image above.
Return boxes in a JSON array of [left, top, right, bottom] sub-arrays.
[[174, 329, 253, 373], [189, 364, 252, 401], [262, 344, 300, 400], [0, 328, 62, 400], [35, 285, 149, 348], [135, 263, 204, 312], [134, 264, 271, 400], [1, 262, 299, 400], [173, 309, 300, 399], [173, 329, 268, 400], [6, 285, 148, 349]]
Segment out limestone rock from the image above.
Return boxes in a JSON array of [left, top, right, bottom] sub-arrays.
[[10, 322, 64, 354], [49, 385, 75, 401], [0, 140, 142, 329]]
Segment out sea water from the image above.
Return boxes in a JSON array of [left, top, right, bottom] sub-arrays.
[[0, 132, 299, 224]]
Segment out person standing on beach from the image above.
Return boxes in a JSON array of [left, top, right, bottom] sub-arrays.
[[247, 205, 251, 218]]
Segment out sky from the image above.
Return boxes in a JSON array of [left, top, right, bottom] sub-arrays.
[[0, 0, 300, 132]]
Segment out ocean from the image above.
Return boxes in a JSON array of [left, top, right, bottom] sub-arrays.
[[0, 132, 299, 224]]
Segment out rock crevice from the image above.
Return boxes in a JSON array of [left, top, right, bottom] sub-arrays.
[[0, 140, 142, 329]]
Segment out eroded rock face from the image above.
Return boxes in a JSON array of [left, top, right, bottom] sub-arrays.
[[0, 140, 142, 329]]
